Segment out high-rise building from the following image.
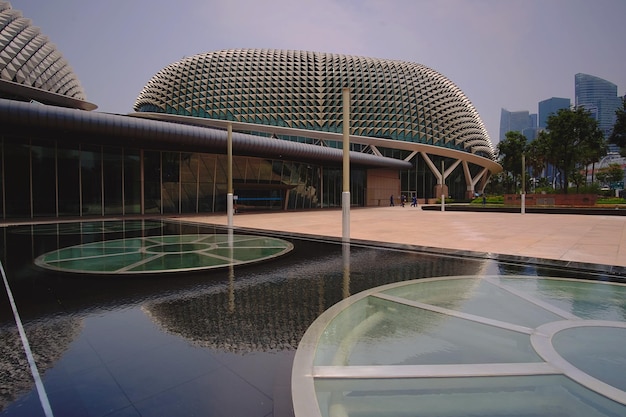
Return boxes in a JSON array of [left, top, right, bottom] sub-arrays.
[[575, 73, 621, 138], [538, 97, 570, 128], [499, 109, 536, 141]]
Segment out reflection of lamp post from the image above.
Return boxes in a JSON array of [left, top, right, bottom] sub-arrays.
[[228, 229, 235, 312], [342, 242, 350, 299]]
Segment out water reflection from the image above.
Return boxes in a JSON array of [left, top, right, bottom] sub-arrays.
[[342, 242, 350, 299], [141, 248, 485, 353], [0, 220, 623, 416], [0, 317, 82, 411]]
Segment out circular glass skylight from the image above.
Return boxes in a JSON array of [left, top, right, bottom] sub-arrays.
[[292, 275, 626, 417], [34, 234, 293, 274]]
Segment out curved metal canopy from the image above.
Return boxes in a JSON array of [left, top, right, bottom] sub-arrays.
[[0, 98, 412, 170]]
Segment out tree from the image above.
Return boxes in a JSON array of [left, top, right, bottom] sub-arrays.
[[609, 97, 626, 156], [484, 172, 506, 195], [596, 170, 608, 186], [497, 131, 528, 193], [596, 163, 624, 188], [544, 107, 606, 193], [581, 126, 608, 184], [606, 163, 625, 184], [526, 131, 550, 178], [570, 170, 585, 193]]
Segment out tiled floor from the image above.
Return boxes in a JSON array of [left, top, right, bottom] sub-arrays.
[[182, 206, 626, 271]]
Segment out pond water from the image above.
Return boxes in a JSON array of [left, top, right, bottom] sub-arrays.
[[0, 219, 622, 417]]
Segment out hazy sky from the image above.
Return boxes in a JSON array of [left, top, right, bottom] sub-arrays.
[[10, 0, 626, 144]]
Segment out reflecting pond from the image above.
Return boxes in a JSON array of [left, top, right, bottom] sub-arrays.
[[0, 220, 622, 417]]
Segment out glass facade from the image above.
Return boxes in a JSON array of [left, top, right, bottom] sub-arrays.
[[499, 109, 536, 142], [538, 97, 571, 129], [0, 134, 366, 219], [575, 73, 622, 138], [374, 147, 468, 201]]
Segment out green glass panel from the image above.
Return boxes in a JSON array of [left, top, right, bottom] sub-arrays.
[[53, 253, 148, 272], [554, 326, 626, 391], [313, 296, 541, 367], [314, 376, 625, 417], [383, 279, 563, 328], [498, 277, 626, 321]]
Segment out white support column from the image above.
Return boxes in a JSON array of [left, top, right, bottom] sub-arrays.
[[227, 123, 234, 228], [369, 145, 382, 157], [404, 150, 418, 162], [342, 88, 351, 242], [421, 152, 462, 203], [441, 160, 445, 212]]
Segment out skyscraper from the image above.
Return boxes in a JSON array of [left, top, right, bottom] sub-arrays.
[[499, 108, 536, 141], [538, 97, 571, 129], [575, 73, 621, 138]]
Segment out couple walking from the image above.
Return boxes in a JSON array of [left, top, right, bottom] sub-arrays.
[[390, 194, 418, 207]]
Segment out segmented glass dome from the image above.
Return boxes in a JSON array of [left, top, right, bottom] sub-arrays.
[[135, 49, 495, 158], [0, 1, 86, 101]]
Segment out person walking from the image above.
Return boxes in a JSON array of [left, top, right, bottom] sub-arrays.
[[389, 194, 395, 206], [411, 195, 418, 207], [401, 194, 406, 207]]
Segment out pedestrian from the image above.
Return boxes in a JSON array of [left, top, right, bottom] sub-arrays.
[[411, 195, 417, 207], [389, 194, 394, 206], [401, 194, 406, 207], [482, 194, 487, 206]]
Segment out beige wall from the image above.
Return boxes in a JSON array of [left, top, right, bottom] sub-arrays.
[[366, 169, 400, 206]]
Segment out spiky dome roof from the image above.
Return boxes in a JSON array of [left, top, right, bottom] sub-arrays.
[[0, 1, 86, 101], [135, 49, 495, 158]]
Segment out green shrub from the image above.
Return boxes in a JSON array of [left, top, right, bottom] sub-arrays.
[[597, 197, 626, 205], [534, 187, 556, 194], [435, 197, 455, 204], [567, 183, 602, 194], [470, 195, 504, 205]]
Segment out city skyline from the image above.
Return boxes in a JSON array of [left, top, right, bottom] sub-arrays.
[[9, 0, 626, 145], [500, 72, 624, 144]]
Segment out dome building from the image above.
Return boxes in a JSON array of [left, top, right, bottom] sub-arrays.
[[0, 1, 95, 110], [0, 2, 500, 219], [133, 49, 500, 204]]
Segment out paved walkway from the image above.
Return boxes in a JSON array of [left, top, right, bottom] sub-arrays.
[[179, 206, 626, 273]]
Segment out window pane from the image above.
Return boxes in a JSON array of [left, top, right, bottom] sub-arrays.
[[161, 152, 179, 213], [3, 139, 31, 218], [124, 149, 141, 214], [81, 145, 102, 216], [180, 153, 198, 213], [198, 154, 216, 212], [103, 147, 123, 215], [32, 141, 56, 217], [144, 151, 161, 214], [58, 143, 80, 216]]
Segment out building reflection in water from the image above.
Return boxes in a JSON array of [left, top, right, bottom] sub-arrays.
[[142, 246, 485, 354], [0, 317, 82, 410], [0, 220, 489, 410]]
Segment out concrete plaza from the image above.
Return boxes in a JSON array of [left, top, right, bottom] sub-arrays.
[[182, 206, 626, 273]]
